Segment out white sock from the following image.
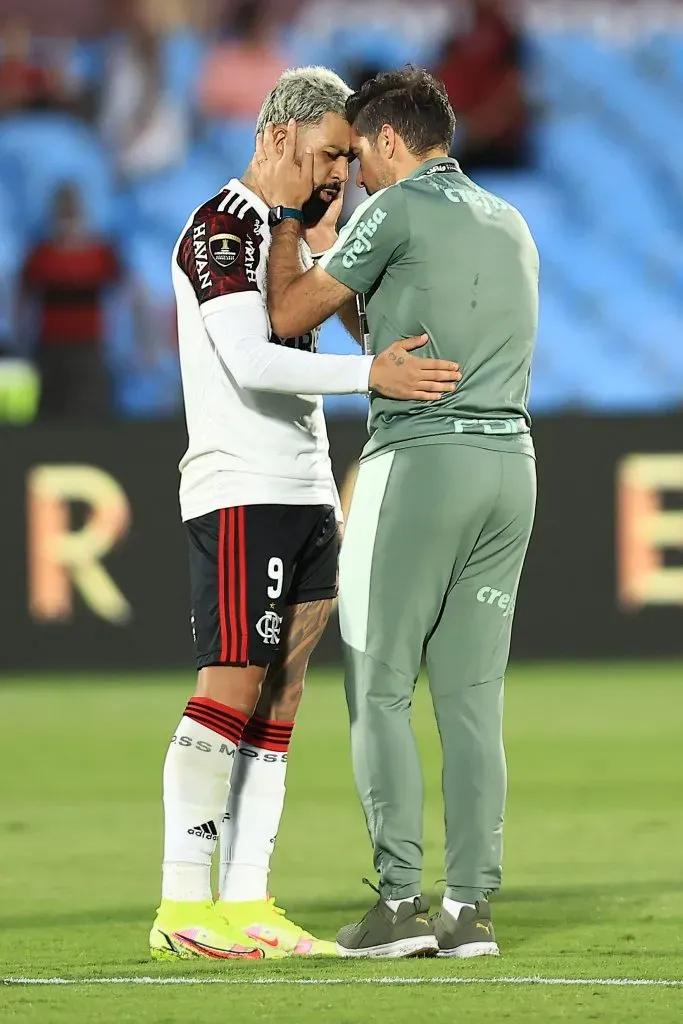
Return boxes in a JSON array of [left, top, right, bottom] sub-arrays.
[[162, 696, 247, 903], [219, 716, 293, 903], [442, 896, 476, 919], [385, 897, 420, 911]]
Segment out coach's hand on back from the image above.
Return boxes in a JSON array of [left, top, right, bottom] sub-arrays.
[[369, 335, 462, 401]]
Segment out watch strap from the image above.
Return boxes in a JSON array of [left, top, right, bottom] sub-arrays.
[[269, 206, 304, 226], [283, 207, 303, 222]]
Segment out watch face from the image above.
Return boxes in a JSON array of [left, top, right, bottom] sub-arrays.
[[268, 207, 284, 228]]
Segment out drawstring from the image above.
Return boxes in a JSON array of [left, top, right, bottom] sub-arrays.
[[362, 877, 381, 896]]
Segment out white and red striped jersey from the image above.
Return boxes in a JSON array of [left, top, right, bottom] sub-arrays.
[[172, 178, 372, 523]]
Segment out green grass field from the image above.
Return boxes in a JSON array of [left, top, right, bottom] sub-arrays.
[[1, 662, 683, 1022]]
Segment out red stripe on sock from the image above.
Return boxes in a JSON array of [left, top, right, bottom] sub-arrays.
[[187, 709, 244, 746], [242, 715, 294, 753], [241, 736, 291, 752], [188, 698, 248, 728], [244, 719, 293, 736], [237, 507, 248, 664], [228, 508, 238, 663], [218, 509, 228, 662], [189, 697, 249, 724], [185, 697, 248, 744]]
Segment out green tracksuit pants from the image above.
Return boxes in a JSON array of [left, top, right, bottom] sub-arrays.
[[338, 442, 536, 902]]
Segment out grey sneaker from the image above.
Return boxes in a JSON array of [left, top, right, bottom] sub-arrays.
[[434, 900, 500, 958], [337, 891, 438, 959]]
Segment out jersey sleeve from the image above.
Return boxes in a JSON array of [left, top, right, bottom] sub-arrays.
[[176, 207, 261, 314], [203, 302, 373, 396], [319, 185, 408, 294]]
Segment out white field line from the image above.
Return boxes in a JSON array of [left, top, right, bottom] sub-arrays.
[[2, 976, 683, 987]]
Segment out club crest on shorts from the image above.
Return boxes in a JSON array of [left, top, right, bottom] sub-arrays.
[[209, 233, 241, 269], [256, 609, 282, 645]]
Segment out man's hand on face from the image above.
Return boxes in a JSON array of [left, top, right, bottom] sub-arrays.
[[253, 120, 314, 211], [305, 184, 344, 254], [369, 335, 462, 401]]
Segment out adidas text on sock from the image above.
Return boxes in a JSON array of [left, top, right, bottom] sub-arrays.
[[162, 697, 248, 902]]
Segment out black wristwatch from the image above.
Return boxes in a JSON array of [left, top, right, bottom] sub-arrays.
[[268, 206, 304, 229]]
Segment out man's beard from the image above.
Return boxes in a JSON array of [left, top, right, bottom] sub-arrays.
[[302, 184, 340, 227]]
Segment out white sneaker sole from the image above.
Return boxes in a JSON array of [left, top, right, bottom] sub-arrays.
[[337, 935, 439, 959], [437, 941, 500, 959]]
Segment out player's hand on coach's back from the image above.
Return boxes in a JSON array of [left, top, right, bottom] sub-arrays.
[[369, 335, 462, 401]]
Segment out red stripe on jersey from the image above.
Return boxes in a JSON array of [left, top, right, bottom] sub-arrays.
[[218, 509, 229, 662], [237, 507, 248, 664]]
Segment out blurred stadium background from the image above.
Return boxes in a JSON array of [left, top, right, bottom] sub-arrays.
[[0, 2, 682, 1015], [0, 0, 680, 668], [0, 0, 682, 418]]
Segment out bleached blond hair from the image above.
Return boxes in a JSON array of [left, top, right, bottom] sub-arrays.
[[256, 66, 352, 136]]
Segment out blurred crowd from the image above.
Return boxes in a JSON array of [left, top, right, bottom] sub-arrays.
[[0, 0, 532, 422]]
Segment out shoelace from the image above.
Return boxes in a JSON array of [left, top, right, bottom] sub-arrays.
[[362, 877, 425, 914], [429, 879, 447, 922], [362, 877, 381, 896]]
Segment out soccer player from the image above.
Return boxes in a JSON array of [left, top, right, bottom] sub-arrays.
[[252, 66, 539, 958], [150, 66, 462, 961]]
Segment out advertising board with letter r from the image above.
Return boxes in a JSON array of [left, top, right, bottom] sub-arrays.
[[0, 415, 681, 670]]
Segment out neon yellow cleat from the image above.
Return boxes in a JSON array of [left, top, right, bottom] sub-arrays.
[[150, 899, 269, 960], [216, 898, 338, 956]]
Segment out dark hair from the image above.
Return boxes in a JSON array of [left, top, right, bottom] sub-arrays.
[[345, 66, 456, 156]]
